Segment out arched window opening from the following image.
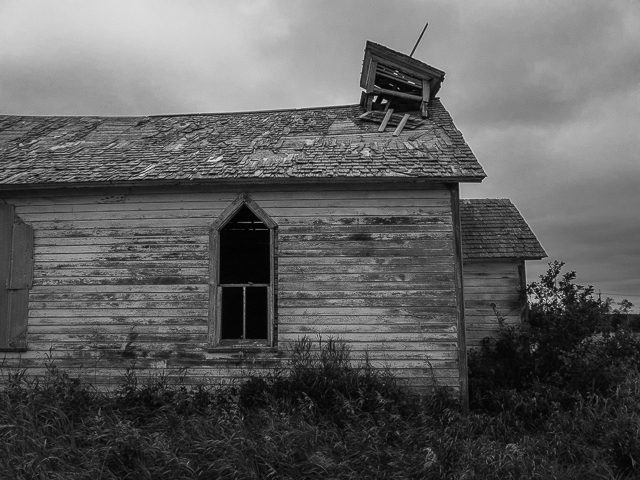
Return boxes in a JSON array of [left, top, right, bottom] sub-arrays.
[[210, 194, 276, 348], [219, 205, 270, 341]]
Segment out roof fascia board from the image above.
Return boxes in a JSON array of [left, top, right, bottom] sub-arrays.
[[464, 255, 547, 261], [0, 176, 484, 193]]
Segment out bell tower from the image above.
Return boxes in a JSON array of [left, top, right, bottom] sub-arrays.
[[359, 41, 446, 134]]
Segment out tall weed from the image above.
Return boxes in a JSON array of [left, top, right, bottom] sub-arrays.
[[237, 336, 413, 421]]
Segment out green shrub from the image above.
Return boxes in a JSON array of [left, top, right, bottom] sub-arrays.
[[559, 329, 640, 394], [466, 261, 640, 478], [469, 261, 640, 416]]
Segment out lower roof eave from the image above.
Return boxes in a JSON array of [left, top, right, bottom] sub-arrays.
[[463, 255, 548, 261]]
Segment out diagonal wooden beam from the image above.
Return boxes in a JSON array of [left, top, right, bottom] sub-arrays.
[[378, 108, 394, 132], [392, 114, 411, 136]]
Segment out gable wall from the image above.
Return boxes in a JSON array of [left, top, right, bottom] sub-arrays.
[[463, 258, 525, 348], [1, 182, 461, 390]]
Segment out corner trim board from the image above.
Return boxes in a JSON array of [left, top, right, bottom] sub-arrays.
[[447, 183, 469, 410]]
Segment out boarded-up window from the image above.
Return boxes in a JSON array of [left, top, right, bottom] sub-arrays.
[[0, 204, 34, 351], [210, 195, 276, 348]]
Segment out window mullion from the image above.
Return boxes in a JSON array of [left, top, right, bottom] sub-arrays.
[[242, 286, 246, 340]]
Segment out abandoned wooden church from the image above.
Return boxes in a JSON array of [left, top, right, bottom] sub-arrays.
[[0, 41, 545, 398]]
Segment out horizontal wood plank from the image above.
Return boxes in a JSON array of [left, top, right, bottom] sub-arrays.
[[33, 276, 208, 286], [279, 255, 452, 266], [280, 272, 453, 283], [30, 316, 209, 326], [278, 314, 457, 324]]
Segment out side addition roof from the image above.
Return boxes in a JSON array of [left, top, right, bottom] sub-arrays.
[[461, 198, 547, 260], [0, 101, 485, 188]]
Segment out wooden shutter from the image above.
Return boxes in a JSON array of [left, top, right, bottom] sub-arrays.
[[0, 204, 13, 349], [0, 205, 33, 351], [9, 222, 34, 290]]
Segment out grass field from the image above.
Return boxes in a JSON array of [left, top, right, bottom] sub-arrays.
[[1, 334, 639, 479]]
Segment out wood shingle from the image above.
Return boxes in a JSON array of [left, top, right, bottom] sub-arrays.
[[0, 101, 485, 188], [460, 198, 547, 260]]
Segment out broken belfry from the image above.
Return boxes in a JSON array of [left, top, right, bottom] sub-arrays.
[[0, 41, 545, 401], [359, 41, 445, 134]]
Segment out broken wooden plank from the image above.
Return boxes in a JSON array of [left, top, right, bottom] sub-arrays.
[[357, 111, 426, 129], [378, 108, 394, 132], [392, 114, 411, 136]]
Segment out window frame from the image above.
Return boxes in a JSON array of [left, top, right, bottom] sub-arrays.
[[208, 194, 277, 349]]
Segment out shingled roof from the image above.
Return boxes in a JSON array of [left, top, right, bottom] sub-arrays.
[[0, 99, 484, 188], [461, 198, 547, 260]]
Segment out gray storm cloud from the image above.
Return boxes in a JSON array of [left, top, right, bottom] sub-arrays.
[[1, 0, 639, 305]]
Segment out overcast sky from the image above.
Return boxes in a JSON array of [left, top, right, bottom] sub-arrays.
[[1, 0, 639, 307]]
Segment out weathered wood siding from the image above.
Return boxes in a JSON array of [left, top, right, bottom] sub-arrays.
[[463, 258, 525, 348], [1, 182, 461, 389]]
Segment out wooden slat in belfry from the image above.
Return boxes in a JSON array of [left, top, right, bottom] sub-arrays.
[[365, 59, 378, 94], [373, 86, 422, 103], [421, 79, 431, 118], [376, 64, 423, 87], [392, 114, 411, 136]]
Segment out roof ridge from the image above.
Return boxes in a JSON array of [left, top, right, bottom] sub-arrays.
[[149, 103, 362, 118], [0, 104, 363, 120], [1, 98, 446, 120]]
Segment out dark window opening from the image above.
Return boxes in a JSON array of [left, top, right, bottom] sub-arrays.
[[220, 205, 270, 284], [220, 286, 243, 339], [219, 205, 270, 341]]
